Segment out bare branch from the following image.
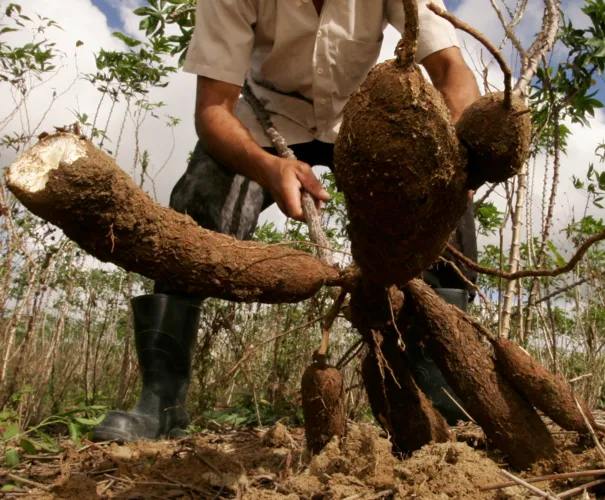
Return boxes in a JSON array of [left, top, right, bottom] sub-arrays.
[[446, 229, 605, 280], [514, 0, 561, 97], [428, 3, 512, 107], [489, 0, 526, 58]]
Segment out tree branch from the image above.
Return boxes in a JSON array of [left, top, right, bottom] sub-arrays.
[[428, 2, 512, 108], [446, 230, 605, 280], [514, 0, 561, 98]]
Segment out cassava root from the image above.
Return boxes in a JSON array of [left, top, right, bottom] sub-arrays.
[[5, 133, 339, 303]]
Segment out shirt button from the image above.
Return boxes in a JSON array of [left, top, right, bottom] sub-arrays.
[[320, 98, 327, 104], [317, 68, 324, 75], [317, 30, 322, 37]]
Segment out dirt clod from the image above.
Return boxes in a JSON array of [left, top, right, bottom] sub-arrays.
[[262, 422, 293, 448]]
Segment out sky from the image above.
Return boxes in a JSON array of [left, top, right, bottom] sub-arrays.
[[1, 0, 604, 257]]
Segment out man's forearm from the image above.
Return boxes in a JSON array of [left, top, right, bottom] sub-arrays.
[[196, 105, 276, 187], [432, 61, 480, 123]]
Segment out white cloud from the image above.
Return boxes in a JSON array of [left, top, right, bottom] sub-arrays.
[[0, 0, 197, 208]]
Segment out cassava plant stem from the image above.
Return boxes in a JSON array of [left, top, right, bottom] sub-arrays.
[[395, 0, 419, 68], [427, 2, 512, 109], [242, 82, 334, 267], [446, 228, 605, 280]]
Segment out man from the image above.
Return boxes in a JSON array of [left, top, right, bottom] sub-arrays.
[[93, 0, 480, 442]]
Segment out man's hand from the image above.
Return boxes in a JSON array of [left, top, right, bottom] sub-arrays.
[[195, 76, 329, 221], [258, 156, 330, 222]]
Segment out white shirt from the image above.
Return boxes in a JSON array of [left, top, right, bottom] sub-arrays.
[[184, 0, 459, 147]]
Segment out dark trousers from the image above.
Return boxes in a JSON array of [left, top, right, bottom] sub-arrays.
[[156, 140, 478, 299]]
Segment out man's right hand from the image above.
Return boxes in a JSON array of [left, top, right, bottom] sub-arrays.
[[195, 76, 329, 222], [258, 156, 330, 222]]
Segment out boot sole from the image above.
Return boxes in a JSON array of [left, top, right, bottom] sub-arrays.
[[92, 425, 142, 443]]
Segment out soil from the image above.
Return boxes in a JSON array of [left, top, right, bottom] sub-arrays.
[[4, 417, 605, 500]]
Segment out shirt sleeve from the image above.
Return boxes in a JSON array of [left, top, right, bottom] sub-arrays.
[[386, 0, 459, 63], [183, 0, 257, 86]]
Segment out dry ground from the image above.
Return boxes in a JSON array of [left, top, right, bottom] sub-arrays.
[[2, 415, 605, 500]]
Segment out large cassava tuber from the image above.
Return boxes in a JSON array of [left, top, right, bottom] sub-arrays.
[[334, 0, 468, 285], [403, 279, 555, 470], [492, 337, 603, 435], [351, 280, 452, 455], [301, 355, 346, 454], [5, 133, 339, 303], [457, 92, 531, 189]]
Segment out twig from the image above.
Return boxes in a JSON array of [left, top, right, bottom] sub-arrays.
[[107, 474, 213, 494], [225, 313, 328, 378], [437, 256, 489, 305], [317, 289, 348, 356], [499, 470, 558, 499], [514, 0, 560, 98], [82, 439, 115, 461], [573, 395, 605, 460], [446, 229, 605, 280], [6, 473, 50, 491], [428, 2, 512, 108], [570, 373, 593, 384], [558, 478, 605, 498], [441, 387, 476, 423], [481, 469, 605, 491], [159, 472, 217, 497], [336, 339, 364, 370], [473, 183, 497, 211], [395, 0, 419, 68], [488, 0, 526, 58]]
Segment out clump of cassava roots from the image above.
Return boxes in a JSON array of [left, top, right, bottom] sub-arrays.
[[331, 0, 595, 471], [6, 0, 597, 473]]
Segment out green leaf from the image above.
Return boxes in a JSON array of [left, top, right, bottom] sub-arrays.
[[0, 411, 12, 421], [0, 27, 18, 34], [3, 422, 20, 441], [112, 31, 142, 48], [5, 448, 19, 468], [68, 422, 80, 442], [1, 484, 17, 491], [37, 432, 59, 452], [20, 438, 36, 455], [73, 416, 104, 426], [76, 40, 84, 47]]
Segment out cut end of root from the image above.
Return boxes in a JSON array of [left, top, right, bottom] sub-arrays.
[[6, 133, 86, 193]]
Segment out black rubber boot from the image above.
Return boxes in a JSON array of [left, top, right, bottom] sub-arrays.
[[406, 288, 470, 426], [92, 294, 202, 442]]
